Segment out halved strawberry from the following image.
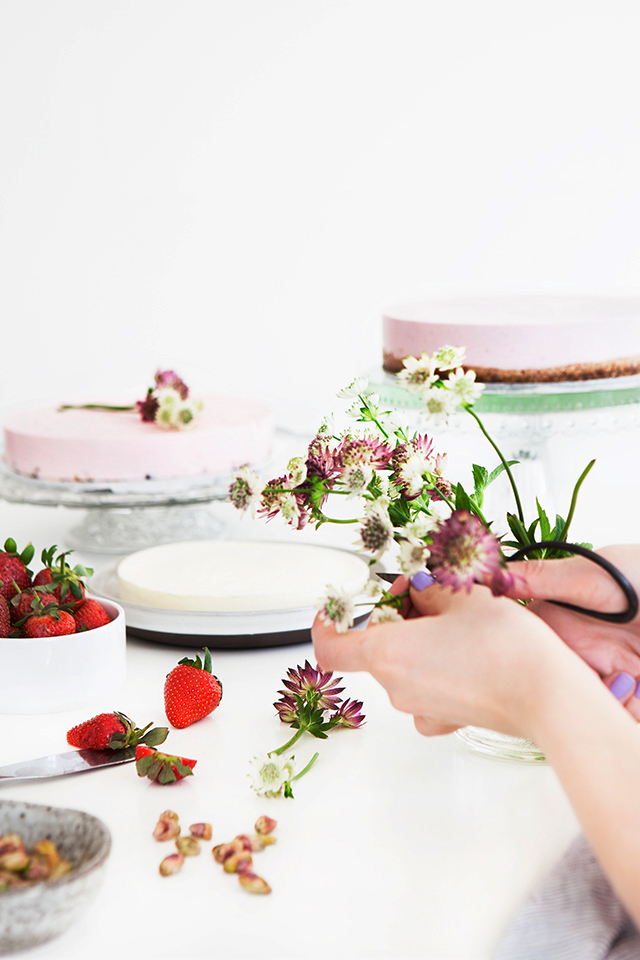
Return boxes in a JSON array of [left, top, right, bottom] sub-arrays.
[[135, 745, 197, 784]]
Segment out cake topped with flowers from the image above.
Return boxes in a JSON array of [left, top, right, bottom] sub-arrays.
[[3, 369, 274, 483]]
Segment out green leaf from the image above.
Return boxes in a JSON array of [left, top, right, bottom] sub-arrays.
[[203, 648, 212, 674], [472, 464, 489, 508], [454, 483, 473, 513], [507, 513, 530, 546], [70, 581, 83, 600], [172, 759, 193, 777], [3, 538, 16, 554], [157, 763, 177, 784], [487, 460, 520, 486], [284, 781, 294, 799], [146, 758, 163, 781], [20, 544, 34, 565], [135, 754, 155, 776], [142, 727, 169, 747], [536, 499, 551, 542]]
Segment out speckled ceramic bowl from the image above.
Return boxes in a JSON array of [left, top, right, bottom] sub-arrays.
[[0, 799, 111, 954]]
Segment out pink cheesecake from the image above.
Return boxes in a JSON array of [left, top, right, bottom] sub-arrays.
[[383, 296, 640, 383], [3, 396, 274, 482]]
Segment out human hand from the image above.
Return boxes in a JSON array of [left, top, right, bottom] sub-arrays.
[[505, 545, 640, 718], [312, 577, 587, 741]]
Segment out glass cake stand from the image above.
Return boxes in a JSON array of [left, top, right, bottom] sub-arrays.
[[370, 369, 640, 761], [0, 460, 232, 554]]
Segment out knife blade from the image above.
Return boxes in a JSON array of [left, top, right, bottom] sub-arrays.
[[0, 747, 136, 783]]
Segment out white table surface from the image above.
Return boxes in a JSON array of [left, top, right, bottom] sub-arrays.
[[0, 496, 584, 960]]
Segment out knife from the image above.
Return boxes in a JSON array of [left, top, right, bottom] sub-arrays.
[[0, 747, 136, 783]]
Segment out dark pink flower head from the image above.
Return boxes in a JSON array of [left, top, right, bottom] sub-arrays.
[[330, 698, 366, 729], [280, 660, 344, 710], [427, 510, 513, 595], [273, 694, 299, 724], [335, 435, 393, 471], [305, 436, 339, 482], [136, 389, 160, 422], [154, 369, 189, 399]]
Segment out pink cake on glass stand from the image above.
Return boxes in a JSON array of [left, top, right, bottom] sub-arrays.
[[1, 395, 275, 553], [383, 296, 640, 382]]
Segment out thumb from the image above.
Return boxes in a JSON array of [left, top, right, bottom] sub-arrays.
[[505, 555, 599, 605]]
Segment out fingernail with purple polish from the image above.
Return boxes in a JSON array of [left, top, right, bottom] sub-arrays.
[[610, 672, 636, 700], [411, 570, 435, 591], [634, 679, 640, 699]]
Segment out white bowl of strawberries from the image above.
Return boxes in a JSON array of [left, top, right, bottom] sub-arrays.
[[0, 540, 126, 714]]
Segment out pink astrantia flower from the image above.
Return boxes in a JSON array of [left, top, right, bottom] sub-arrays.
[[329, 698, 366, 729], [278, 660, 345, 711], [335, 435, 394, 471], [427, 510, 514, 596], [136, 389, 160, 422], [154, 369, 189, 399]]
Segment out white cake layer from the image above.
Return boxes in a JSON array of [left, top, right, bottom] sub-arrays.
[[117, 540, 370, 612], [383, 296, 640, 369], [3, 395, 274, 482]]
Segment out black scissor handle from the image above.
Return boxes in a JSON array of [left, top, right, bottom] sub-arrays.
[[507, 541, 639, 624]]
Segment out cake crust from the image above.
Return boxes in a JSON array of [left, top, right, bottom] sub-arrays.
[[383, 350, 640, 382]]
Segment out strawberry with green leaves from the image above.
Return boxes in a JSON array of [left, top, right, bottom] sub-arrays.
[[0, 538, 34, 601], [135, 745, 197, 784], [67, 711, 169, 751], [33, 546, 92, 611], [0, 597, 10, 638], [23, 597, 76, 638], [164, 648, 223, 729]]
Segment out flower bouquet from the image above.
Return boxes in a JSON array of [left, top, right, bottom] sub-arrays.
[[229, 346, 600, 760]]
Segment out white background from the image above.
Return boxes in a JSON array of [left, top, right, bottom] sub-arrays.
[[2, 1, 640, 413]]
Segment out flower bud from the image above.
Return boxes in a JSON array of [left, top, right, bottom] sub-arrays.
[[159, 853, 184, 876], [153, 818, 181, 842], [189, 822, 212, 840], [176, 836, 200, 857], [223, 852, 253, 874], [254, 816, 277, 835], [239, 872, 272, 894]]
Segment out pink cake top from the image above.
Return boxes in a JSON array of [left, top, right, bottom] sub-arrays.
[[383, 296, 640, 370]]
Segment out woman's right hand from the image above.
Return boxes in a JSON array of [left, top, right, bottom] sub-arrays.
[[503, 545, 640, 717]]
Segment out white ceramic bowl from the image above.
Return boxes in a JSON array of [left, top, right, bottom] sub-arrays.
[[0, 798, 111, 954], [0, 599, 126, 714]]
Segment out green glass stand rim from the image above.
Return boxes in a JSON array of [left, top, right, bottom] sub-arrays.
[[371, 374, 640, 414]]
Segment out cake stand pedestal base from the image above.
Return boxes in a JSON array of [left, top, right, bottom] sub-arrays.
[[67, 504, 224, 554]]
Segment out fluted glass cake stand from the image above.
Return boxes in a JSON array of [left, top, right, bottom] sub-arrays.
[[371, 370, 640, 761], [0, 462, 232, 554]]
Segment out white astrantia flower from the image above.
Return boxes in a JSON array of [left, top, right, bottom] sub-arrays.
[[395, 451, 434, 499], [279, 492, 301, 525], [369, 604, 404, 625], [404, 513, 444, 544], [398, 539, 430, 577], [433, 345, 467, 371], [364, 578, 384, 600], [419, 385, 461, 424], [155, 386, 182, 409], [228, 466, 263, 517], [340, 463, 374, 498], [249, 753, 296, 798], [345, 399, 363, 419], [174, 399, 202, 431], [318, 583, 357, 634], [337, 376, 369, 399], [397, 353, 438, 394], [287, 456, 307, 486], [445, 367, 485, 406], [356, 498, 395, 560]]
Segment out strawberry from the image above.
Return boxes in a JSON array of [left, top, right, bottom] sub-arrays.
[[67, 711, 169, 751], [34, 546, 92, 611], [135, 745, 197, 784], [164, 648, 223, 729], [0, 539, 34, 601], [24, 604, 76, 638], [73, 599, 111, 632], [0, 597, 10, 638], [9, 587, 53, 625]]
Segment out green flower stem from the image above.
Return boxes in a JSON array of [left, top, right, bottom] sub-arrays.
[[58, 404, 136, 412], [269, 728, 306, 756], [557, 459, 596, 542], [463, 404, 525, 525], [291, 752, 320, 782], [357, 394, 390, 439]]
